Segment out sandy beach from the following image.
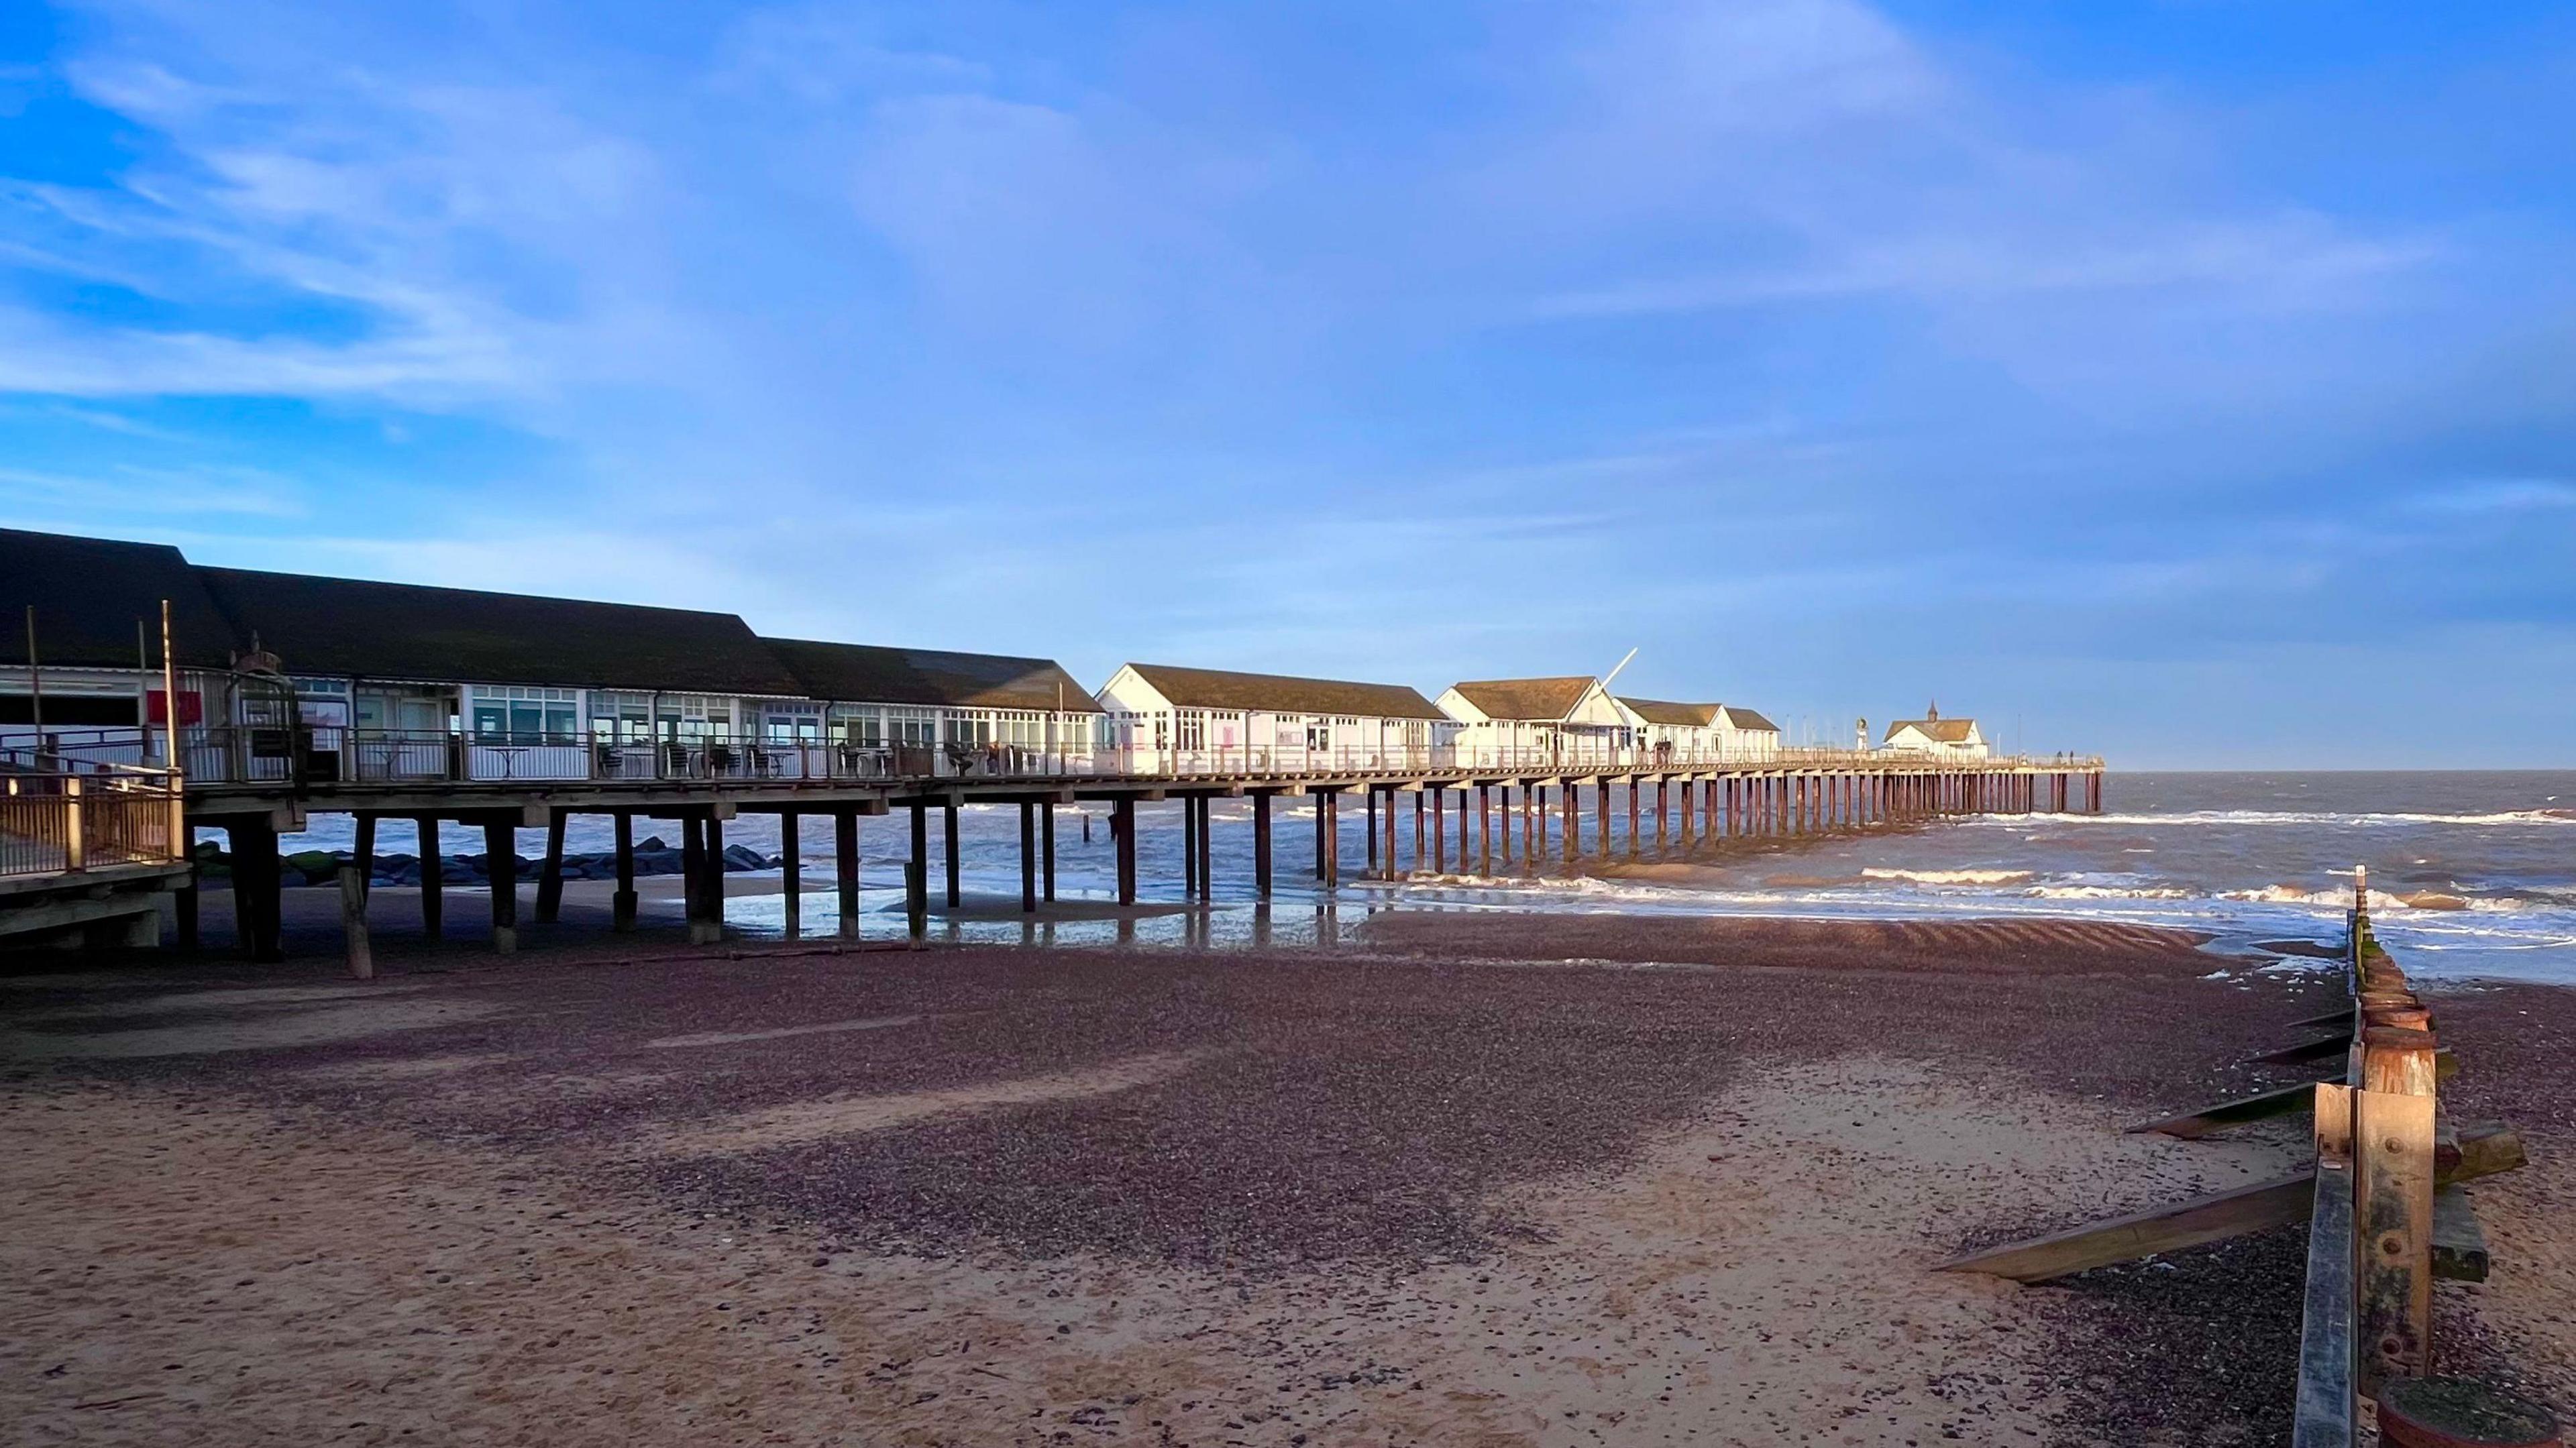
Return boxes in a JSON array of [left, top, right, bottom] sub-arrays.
[[3, 909, 2570, 1446]]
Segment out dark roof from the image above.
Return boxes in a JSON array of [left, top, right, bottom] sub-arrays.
[[1885, 717, 1977, 744], [1719, 706, 1779, 733], [1618, 697, 1722, 727], [767, 638, 1101, 712], [1448, 676, 1597, 722], [196, 566, 806, 695], [1122, 663, 1444, 720], [1, 528, 241, 670]]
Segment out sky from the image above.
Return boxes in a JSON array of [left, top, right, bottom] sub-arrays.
[[3, 1, 2573, 769]]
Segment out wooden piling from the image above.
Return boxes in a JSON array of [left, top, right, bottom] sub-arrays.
[[833, 810, 858, 938], [352, 814, 376, 908], [1042, 800, 1057, 903], [1479, 784, 1492, 871], [1197, 797, 1213, 901], [1020, 800, 1037, 913], [2357, 1025, 2440, 1394], [418, 816, 443, 942], [943, 799, 961, 909], [1182, 795, 1199, 898], [1254, 792, 1273, 897], [780, 808, 802, 938], [174, 821, 200, 948], [701, 812, 726, 943], [337, 863, 372, 980], [535, 807, 566, 924], [1116, 797, 1137, 904], [484, 815, 519, 954], [1364, 788, 1379, 876]]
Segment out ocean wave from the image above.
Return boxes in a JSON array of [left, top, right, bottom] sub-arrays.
[[2029, 809, 2576, 828], [1860, 867, 2037, 885]]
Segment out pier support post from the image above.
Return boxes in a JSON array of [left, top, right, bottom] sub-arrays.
[[943, 799, 961, 909], [1318, 790, 1340, 887], [535, 808, 566, 925], [1479, 784, 1492, 871], [418, 816, 443, 942], [1020, 800, 1037, 913], [1182, 795, 1199, 899], [337, 862, 372, 980], [175, 822, 199, 948], [225, 818, 282, 961], [910, 801, 934, 922], [1115, 797, 1138, 904], [702, 812, 727, 943], [1412, 789, 1426, 874], [833, 810, 859, 938], [1042, 801, 1056, 903], [484, 814, 519, 954], [680, 814, 704, 934], [1254, 792, 1273, 898], [1656, 781, 1668, 846], [1197, 797, 1213, 902], [1365, 789, 1379, 876], [612, 812, 638, 932], [780, 810, 803, 938], [1384, 786, 1399, 875], [1564, 780, 1579, 862], [353, 814, 376, 909], [1431, 787, 1446, 873]]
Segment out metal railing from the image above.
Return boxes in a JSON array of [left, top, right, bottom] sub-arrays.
[[1, 750, 186, 879], [8, 724, 2104, 793]]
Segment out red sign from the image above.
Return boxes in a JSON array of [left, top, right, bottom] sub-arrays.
[[146, 689, 203, 726]]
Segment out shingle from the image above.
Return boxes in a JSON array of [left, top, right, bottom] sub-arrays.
[[769, 638, 1100, 712], [1124, 663, 1444, 720], [1450, 676, 1597, 721], [2, 528, 241, 670], [196, 566, 806, 695]]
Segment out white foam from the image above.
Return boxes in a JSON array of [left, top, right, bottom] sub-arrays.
[[1860, 867, 2037, 886]]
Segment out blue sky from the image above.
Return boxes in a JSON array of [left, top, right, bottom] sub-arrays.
[[3, 1, 2572, 768]]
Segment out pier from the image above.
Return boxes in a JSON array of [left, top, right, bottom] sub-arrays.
[[147, 734, 2102, 962]]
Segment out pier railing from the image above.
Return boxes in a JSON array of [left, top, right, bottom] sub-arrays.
[[10, 723, 2103, 793], [0, 751, 187, 879]]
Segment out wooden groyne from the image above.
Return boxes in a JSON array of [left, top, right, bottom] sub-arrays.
[[1945, 869, 2557, 1447]]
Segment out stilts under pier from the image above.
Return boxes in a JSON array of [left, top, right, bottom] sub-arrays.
[[166, 754, 2101, 963]]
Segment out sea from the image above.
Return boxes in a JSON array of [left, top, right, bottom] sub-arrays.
[[283, 771, 2576, 985]]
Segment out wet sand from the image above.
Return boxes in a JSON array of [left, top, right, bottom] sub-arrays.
[[3, 911, 2569, 1445]]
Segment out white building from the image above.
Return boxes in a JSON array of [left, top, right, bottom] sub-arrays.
[[1094, 663, 1454, 773], [1439, 675, 1632, 769], [1880, 704, 1988, 759], [764, 638, 1103, 777], [1713, 705, 1781, 761]]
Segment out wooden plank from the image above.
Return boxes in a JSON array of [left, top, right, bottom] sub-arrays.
[[2252, 1036, 2354, 1066], [2447, 1121, 2525, 1185], [2127, 1080, 2320, 1137], [2294, 1082, 2358, 1448], [2355, 1082, 2437, 1392], [2432, 1184, 2489, 1284], [1938, 1172, 2316, 1282]]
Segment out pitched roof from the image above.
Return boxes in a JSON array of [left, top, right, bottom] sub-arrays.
[[1884, 717, 1978, 744], [195, 567, 806, 695], [1618, 697, 1723, 727], [1718, 706, 1779, 733], [1447, 676, 1598, 722], [768, 638, 1101, 712], [1122, 663, 1444, 720], [1, 528, 241, 670]]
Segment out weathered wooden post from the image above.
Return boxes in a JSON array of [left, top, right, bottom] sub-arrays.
[[833, 810, 858, 939], [780, 808, 803, 938], [1115, 796, 1137, 904], [337, 862, 372, 980], [1431, 787, 1446, 873], [418, 816, 444, 941], [1364, 788, 1379, 876], [1627, 779, 1639, 854], [700, 811, 728, 943], [1182, 795, 1199, 898], [1197, 797, 1213, 901], [1254, 791, 1273, 897], [534, 807, 566, 924], [1041, 800, 1056, 903], [483, 814, 518, 954], [1320, 789, 1340, 886], [1020, 800, 1037, 913], [2357, 1025, 2439, 1396], [1479, 783, 1492, 871], [352, 814, 376, 909], [908, 800, 935, 924], [1412, 788, 1426, 875], [942, 799, 961, 909]]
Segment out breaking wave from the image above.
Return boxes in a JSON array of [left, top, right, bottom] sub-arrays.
[[2029, 809, 2576, 829], [1860, 867, 2037, 885]]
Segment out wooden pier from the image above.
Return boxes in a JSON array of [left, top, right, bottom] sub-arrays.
[[174, 744, 2105, 960]]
